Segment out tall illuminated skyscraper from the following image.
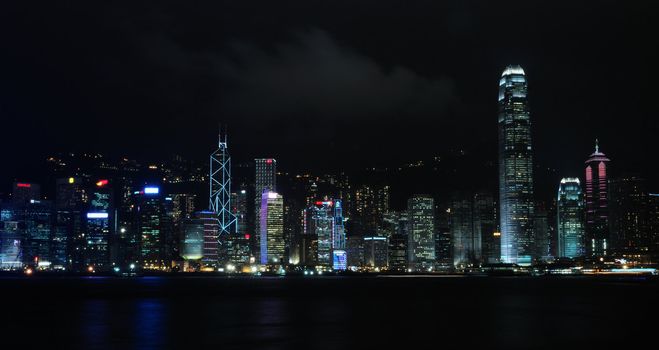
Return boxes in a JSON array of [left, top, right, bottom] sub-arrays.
[[260, 191, 284, 265], [584, 140, 611, 257], [557, 178, 585, 258], [255, 158, 276, 261], [498, 65, 535, 265]]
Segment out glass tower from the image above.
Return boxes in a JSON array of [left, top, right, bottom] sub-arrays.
[[498, 65, 534, 265], [557, 178, 585, 258]]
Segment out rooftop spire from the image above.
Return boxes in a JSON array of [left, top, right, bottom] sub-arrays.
[[595, 138, 599, 153]]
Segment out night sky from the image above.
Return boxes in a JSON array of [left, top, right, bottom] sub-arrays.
[[1, 1, 657, 191]]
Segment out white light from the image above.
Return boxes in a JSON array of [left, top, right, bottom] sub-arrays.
[[502, 65, 525, 76], [144, 187, 159, 194], [129, 263, 136, 269], [267, 191, 279, 199], [87, 212, 109, 219]]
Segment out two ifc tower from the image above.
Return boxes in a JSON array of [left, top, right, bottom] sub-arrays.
[[209, 126, 237, 238]]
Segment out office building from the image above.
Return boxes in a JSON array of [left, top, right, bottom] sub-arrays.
[[557, 178, 585, 258], [498, 65, 535, 265], [584, 140, 611, 256], [260, 191, 284, 265], [407, 195, 435, 271]]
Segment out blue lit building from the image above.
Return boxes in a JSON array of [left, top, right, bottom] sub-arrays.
[[557, 178, 585, 258], [498, 65, 535, 265]]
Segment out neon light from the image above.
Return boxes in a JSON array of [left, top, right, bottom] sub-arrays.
[[87, 212, 109, 219], [16, 183, 31, 188], [96, 179, 109, 187], [144, 187, 159, 194]]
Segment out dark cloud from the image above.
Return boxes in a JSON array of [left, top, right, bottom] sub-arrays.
[[218, 30, 456, 122]]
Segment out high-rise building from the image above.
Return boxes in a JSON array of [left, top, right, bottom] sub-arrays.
[[301, 199, 346, 269], [407, 195, 435, 271], [609, 176, 649, 255], [450, 193, 476, 268], [196, 211, 219, 267], [260, 191, 284, 265], [227, 189, 251, 266], [648, 194, 659, 255], [557, 178, 585, 258], [20, 199, 53, 268], [209, 130, 236, 237], [363, 236, 388, 269], [83, 179, 114, 270], [498, 65, 535, 265], [255, 158, 276, 261], [475, 193, 498, 264], [135, 186, 173, 269], [0, 203, 22, 269], [353, 185, 389, 236], [584, 140, 611, 257], [180, 218, 204, 261], [53, 177, 86, 270]]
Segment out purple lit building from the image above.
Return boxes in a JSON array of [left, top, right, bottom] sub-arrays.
[[584, 140, 611, 257]]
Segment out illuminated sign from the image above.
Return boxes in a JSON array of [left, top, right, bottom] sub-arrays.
[[144, 187, 159, 194], [333, 250, 347, 271], [68, 177, 75, 184], [16, 183, 31, 188], [87, 212, 109, 219], [493, 232, 501, 237], [96, 179, 109, 187]]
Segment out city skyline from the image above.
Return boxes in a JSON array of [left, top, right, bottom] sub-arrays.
[[1, 2, 658, 349]]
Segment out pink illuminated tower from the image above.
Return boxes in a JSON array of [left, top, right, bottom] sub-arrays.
[[584, 139, 611, 257]]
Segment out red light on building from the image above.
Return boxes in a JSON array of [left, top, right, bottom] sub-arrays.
[[266, 159, 273, 164], [96, 179, 109, 187], [245, 234, 251, 240], [17, 183, 31, 188], [315, 201, 324, 206]]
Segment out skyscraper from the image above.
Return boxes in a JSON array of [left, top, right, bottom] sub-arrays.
[[135, 186, 173, 269], [255, 158, 276, 261], [584, 140, 611, 257], [609, 175, 649, 255], [209, 130, 236, 237], [498, 65, 535, 265], [260, 191, 284, 265], [557, 178, 585, 258], [450, 193, 476, 268], [407, 195, 435, 271], [196, 211, 220, 268]]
